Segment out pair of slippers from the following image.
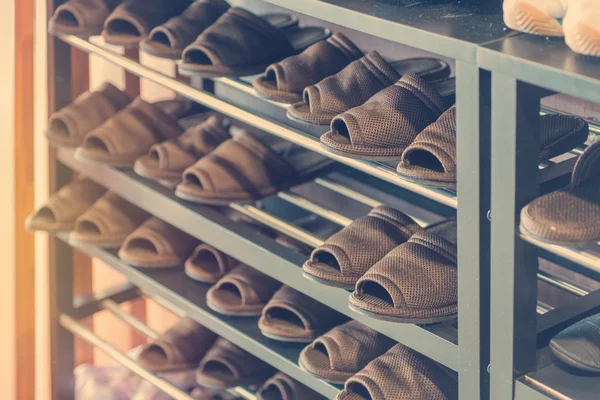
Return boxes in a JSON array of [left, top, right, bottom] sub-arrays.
[[303, 205, 458, 324], [138, 317, 325, 398]]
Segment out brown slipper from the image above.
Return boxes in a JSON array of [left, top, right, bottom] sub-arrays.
[[335, 344, 458, 400], [184, 243, 237, 284], [257, 372, 326, 400], [258, 285, 347, 343], [25, 177, 106, 232], [46, 82, 131, 148], [138, 317, 218, 372], [118, 216, 199, 268], [320, 74, 455, 161], [302, 206, 421, 290], [102, 0, 193, 48], [178, 8, 329, 78], [286, 51, 451, 126], [175, 129, 333, 205], [206, 264, 281, 317], [349, 220, 458, 324], [75, 98, 194, 168], [48, 0, 121, 37], [196, 338, 276, 389], [298, 320, 395, 385], [68, 191, 150, 248], [140, 0, 230, 59], [252, 32, 363, 104], [134, 114, 231, 186]]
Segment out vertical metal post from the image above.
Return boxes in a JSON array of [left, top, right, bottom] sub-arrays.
[[47, 0, 75, 397], [456, 61, 491, 400], [490, 74, 542, 399]]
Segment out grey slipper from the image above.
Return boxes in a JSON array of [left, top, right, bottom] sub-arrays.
[[335, 344, 458, 400], [349, 220, 458, 324], [118, 217, 199, 268], [257, 372, 326, 400], [138, 317, 218, 372], [320, 74, 455, 161], [25, 177, 106, 232], [206, 264, 281, 317], [252, 32, 363, 104], [521, 140, 600, 246], [140, 0, 230, 59], [286, 51, 451, 126], [398, 108, 590, 189], [134, 114, 231, 186], [185, 243, 237, 284], [302, 206, 421, 290], [550, 313, 600, 373], [258, 285, 347, 343], [48, 0, 121, 37], [75, 97, 194, 168], [46, 82, 131, 148], [196, 338, 276, 389], [68, 191, 150, 248], [299, 320, 395, 384]]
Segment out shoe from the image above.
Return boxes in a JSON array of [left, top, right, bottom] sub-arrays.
[[503, 0, 567, 37]]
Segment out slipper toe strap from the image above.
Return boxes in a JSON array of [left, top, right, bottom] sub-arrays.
[[106, 0, 192, 37], [76, 193, 149, 236], [218, 265, 281, 305], [151, 318, 216, 363], [149, 141, 197, 172], [54, 0, 113, 28]]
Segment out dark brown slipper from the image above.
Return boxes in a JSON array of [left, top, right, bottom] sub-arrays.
[[287, 51, 451, 126], [302, 206, 421, 290], [140, 0, 230, 59], [178, 8, 329, 78], [184, 243, 237, 284], [138, 317, 217, 372], [258, 285, 347, 343], [46, 82, 131, 148], [48, 0, 121, 37], [257, 372, 326, 400], [102, 0, 193, 47], [320, 74, 455, 161], [206, 264, 281, 317], [252, 32, 363, 104], [349, 220, 458, 324], [335, 344, 458, 400], [299, 320, 395, 384], [196, 338, 276, 389]]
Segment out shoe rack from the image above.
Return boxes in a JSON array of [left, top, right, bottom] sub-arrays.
[[44, 1, 600, 400]]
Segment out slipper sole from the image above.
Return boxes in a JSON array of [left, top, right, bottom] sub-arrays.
[[320, 141, 405, 162], [68, 235, 127, 249], [48, 25, 103, 38], [259, 330, 315, 343], [348, 303, 458, 325], [285, 108, 333, 127], [549, 341, 600, 373], [178, 62, 269, 78], [75, 147, 140, 169], [24, 220, 75, 233], [394, 171, 457, 190], [298, 358, 353, 385], [206, 300, 264, 317], [519, 222, 593, 248], [302, 271, 356, 290], [133, 159, 183, 183], [252, 78, 303, 104], [139, 39, 183, 60], [184, 267, 220, 284]]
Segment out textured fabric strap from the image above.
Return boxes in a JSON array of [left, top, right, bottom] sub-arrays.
[[148, 318, 217, 364], [107, 0, 192, 36], [184, 8, 294, 67], [76, 192, 149, 235], [258, 373, 320, 400], [264, 32, 363, 93], [123, 217, 197, 257], [216, 264, 280, 305], [41, 178, 105, 222], [200, 338, 271, 378], [55, 0, 117, 27], [572, 140, 600, 186]]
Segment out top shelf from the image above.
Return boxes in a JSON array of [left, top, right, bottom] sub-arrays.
[[479, 34, 600, 103], [262, 0, 511, 62]]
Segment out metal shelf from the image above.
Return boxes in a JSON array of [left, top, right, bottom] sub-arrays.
[[261, 0, 510, 62], [56, 34, 458, 209], [56, 148, 460, 370], [521, 233, 600, 274]]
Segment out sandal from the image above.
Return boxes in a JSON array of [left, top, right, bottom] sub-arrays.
[[185, 244, 237, 284], [257, 372, 326, 400], [550, 313, 600, 373], [48, 0, 121, 37]]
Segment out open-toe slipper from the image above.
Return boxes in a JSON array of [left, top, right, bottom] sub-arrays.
[[336, 344, 458, 400], [118, 216, 199, 268], [252, 32, 363, 104], [68, 191, 150, 248], [206, 264, 281, 317], [175, 129, 333, 205], [521, 140, 600, 246], [258, 285, 347, 343], [138, 317, 217, 372], [298, 320, 395, 385], [46, 82, 131, 148], [102, 0, 194, 48], [134, 114, 231, 186], [25, 177, 106, 232], [75, 97, 194, 168], [550, 313, 600, 373], [196, 338, 276, 389], [320, 74, 455, 161], [349, 220, 458, 324], [140, 0, 230, 59], [178, 8, 329, 78], [286, 51, 451, 126], [302, 206, 421, 289], [398, 109, 590, 189], [48, 0, 121, 37], [185, 243, 237, 284], [257, 372, 326, 400]]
